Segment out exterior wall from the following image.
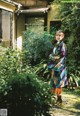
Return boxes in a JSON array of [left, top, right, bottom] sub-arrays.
[[13, 0, 47, 7], [16, 14, 25, 50], [17, 14, 25, 37], [47, 3, 61, 32], [13, 13, 16, 49]]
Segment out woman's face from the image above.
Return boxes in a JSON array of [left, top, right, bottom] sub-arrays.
[[55, 32, 60, 42], [55, 32, 64, 42]]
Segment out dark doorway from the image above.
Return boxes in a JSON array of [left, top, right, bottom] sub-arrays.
[[50, 21, 61, 34]]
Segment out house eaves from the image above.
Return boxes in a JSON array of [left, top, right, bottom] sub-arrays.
[[0, 0, 22, 12], [1, 0, 22, 6], [19, 7, 50, 15]]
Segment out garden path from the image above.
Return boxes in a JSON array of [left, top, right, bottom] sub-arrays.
[[49, 89, 80, 116]]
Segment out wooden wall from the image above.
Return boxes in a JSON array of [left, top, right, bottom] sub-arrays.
[[13, 0, 48, 7]]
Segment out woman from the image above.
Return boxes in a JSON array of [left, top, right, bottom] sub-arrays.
[[48, 30, 68, 104]]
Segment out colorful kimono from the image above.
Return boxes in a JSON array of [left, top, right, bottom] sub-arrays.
[[48, 41, 68, 89]]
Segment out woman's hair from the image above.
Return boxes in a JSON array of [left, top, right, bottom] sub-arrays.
[[56, 30, 64, 34], [56, 30, 64, 37]]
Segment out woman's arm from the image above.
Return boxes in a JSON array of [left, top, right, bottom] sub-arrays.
[[55, 43, 67, 68]]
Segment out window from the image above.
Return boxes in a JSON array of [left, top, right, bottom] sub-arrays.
[[0, 9, 13, 46]]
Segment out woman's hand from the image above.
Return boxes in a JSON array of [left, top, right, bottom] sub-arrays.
[[54, 56, 60, 60], [55, 62, 60, 68], [60, 81, 64, 87]]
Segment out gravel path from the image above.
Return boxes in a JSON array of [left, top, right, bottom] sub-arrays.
[[49, 90, 80, 116]]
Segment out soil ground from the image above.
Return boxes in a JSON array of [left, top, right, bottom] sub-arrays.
[[49, 88, 80, 116]]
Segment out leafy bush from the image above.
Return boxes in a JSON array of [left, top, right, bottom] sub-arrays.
[[0, 73, 52, 116], [23, 27, 53, 65], [0, 48, 53, 116], [0, 49, 22, 93], [60, 3, 80, 73]]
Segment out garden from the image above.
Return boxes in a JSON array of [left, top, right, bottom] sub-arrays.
[[0, 1, 80, 116]]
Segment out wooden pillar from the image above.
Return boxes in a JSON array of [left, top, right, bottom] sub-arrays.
[[44, 13, 47, 31]]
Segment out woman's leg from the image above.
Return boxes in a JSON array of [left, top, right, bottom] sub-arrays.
[[57, 94, 62, 103], [56, 88, 62, 103]]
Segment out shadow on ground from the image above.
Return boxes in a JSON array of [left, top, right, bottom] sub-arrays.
[[49, 88, 80, 116]]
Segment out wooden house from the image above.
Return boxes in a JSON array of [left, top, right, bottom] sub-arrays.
[[0, 0, 61, 50]]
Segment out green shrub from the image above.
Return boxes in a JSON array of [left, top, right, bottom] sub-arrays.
[[60, 3, 80, 73], [0, 73, 52, 116], [23, 28, 53, 65], [0, 48, 53, 116], [0, 49, 22, 93]]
